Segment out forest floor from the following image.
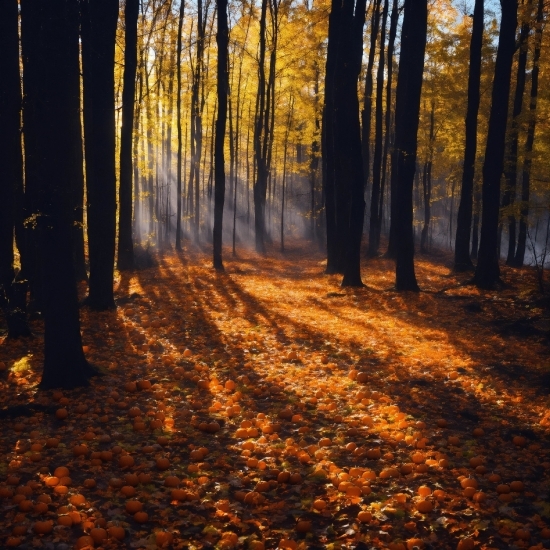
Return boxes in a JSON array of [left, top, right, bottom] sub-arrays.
[[1, 241, 550, 550]]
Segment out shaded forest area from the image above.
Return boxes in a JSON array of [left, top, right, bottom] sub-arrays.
[[1, 0, 550, 548]]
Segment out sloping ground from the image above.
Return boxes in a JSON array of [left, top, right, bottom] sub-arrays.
[[0, 242, 549, 550]]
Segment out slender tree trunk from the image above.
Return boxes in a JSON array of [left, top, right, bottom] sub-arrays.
[[213, 0, 229, 270], [420, 101, 434, 253], [368, 0, 388, 257], [280, 97, 294, 253], [254, 0, 269, 254], [33, 0, 98, 388], [362, 0, 381, 193], [471, 184, 481, 259], [20, 1, 47, 308], [379, 0, 397, 252], [393, 0, 428, 291], [504, 2, 530, 265], [81, 0, 119, 310], [0, 0, 22, 290], [515, 0, 543, 266], [118, 0, 139, 271], [454, 0, 483, 271], [176, 1, 185, 250], [474, 0, 517, 289]]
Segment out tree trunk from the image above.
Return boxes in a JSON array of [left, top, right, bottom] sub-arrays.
[[65, 0, 88, 283], [393, 0, 428, 291], [515, 0, 543, 266], [81, 0, 119, 309], [379, 0, 398, 253], [420, 100, 434, 253], [118, 0, 139, 271], [213, 0, 229, 270], [0, 0, 22, 290], [362, 0, 381, 194], [280, 97, 294, 253], [504, 2, 530, 265], [254, 0, 269, 254], [454, 0, 483, 271], [368, 0, 388, 257], [323, 0, 367, 282], [20, 0, 45, 308], [176, 1, 185, 250], [474, 0, 517, 289], [31, 0, 98, 389]]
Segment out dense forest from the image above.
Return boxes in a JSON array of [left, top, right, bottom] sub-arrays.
[[1, 0, 550, 548]]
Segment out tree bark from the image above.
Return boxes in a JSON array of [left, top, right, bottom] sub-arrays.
[[503, 2, 530, 265], [380, 0, 398, 254], [474, 0, 517, 289], [515, 0, 543, 266], [213, 0, 229, 270], [253, 0, 270, 254], [118, 0, 139, 271], [176, 1, 185, 250], [0, 0, 22, 290], [454, 0, 483, 271], [420, 100, 434, 253], [393, 0, 427, 291], [368, 0, 388, 257], [81, 0, 119, 309], [20, 0, 45, 308], [31, 0, 98, 389], [361, 0, 381, 193], [323, 0, 367, 283]]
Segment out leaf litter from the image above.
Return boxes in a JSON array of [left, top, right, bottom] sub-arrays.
[[0, 242, 549, 549]]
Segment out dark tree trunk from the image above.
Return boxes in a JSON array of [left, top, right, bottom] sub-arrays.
[[515, 0, 543, 266], [30, 0, 98, 389], [253, 0, 270, 254], [503, 3, 530, 265], [379, 0, 398, 254], [454, 0, 483, 271], [0, 0, 22, 290], [368, 0, 388, 257], [20, 0, 44, 308], [323, 0, 367, 284], [0, 0, 31, 339], [117, 0, 139, 271], [393, 0, 428, 291], [471, 184, 481, 259], [474, 0, 517, 289], [361, 0, 382, 193], [81, 0, 119, 309], [213, 0, 229, 270], [176, 1, 184, 251], [64, 0, 88, 284], [420, 101, 434, 253]]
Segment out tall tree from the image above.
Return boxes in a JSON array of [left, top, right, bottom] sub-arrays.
[[362, 0, 382, 194], [474, 0, 517, 289], [176, 0, 185, 251], [515, 0, 543, 266], [503, 0, 531, 265], [30, 0, 97, 388], [81, 0, 119, 309], [454, 0, 484, 271], [213, 0, 229, 270], [393, 0, 428, 291], [0, 0, 22, 290], [20, 0, 45, 308], [420, 100, 435, 253], [323, 0, 367, 283], [118, 0, 140, 271], [368, 0, 389, 257]]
